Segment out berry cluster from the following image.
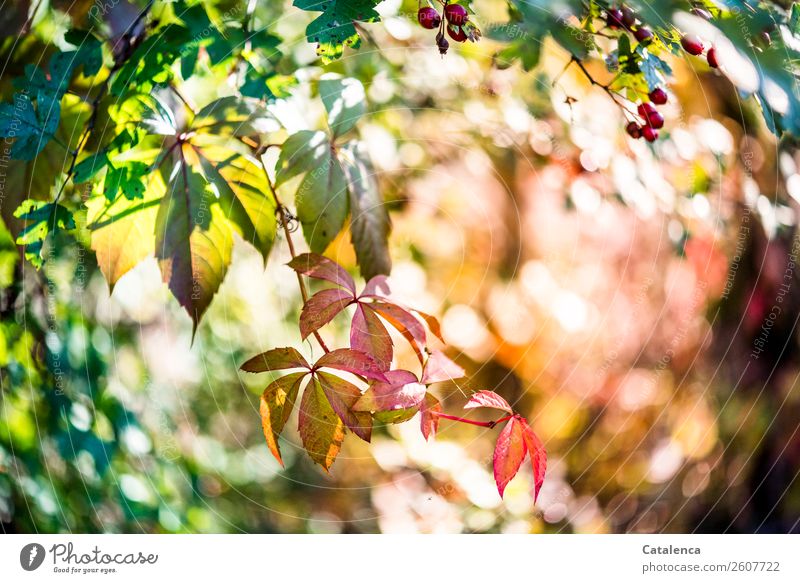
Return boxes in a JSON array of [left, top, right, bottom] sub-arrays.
[[417, 1, 480, 55], [604, 4, 655, 45], [626, 87, 668, 142], [681, 34, 718, 69]]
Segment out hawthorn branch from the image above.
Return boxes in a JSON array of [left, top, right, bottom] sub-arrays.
[[563, 55, 640, 120], [258, 157, 331, 354]]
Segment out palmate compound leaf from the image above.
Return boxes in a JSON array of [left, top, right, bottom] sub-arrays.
[[293, 0, 382, 62], [86, 95, 278, 328], [259, 372, 307, 466], [493, 417, 527, 499]]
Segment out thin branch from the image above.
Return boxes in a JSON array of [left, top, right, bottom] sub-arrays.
[[258, 157, 330, 354], [432, 412, 515, 428]]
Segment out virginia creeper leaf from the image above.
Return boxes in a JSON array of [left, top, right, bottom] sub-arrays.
[[319, 76, 366, 137], [191, 96, 278, 137], [420, 393, 442, 441], [314, 348, 387, 382], [298, 377, 345, 471], [350, 304, 393, 371], [259, 372, 307, 466], [371, 301, 427, 363], [493, 418, 527, 498], [287, 253, 356, 293], [353, 370, 426, 412], [520, 418, 547, 503], [316, 371, 372, 441], [295, 145, 349, 253], [275, 130, 330, 185], [300, 287, 354, 340], [361, 274, 391, 298], [241, 347, 310, 373], [155, 163, 232, 333], [421, 351, 466, 385], [293, 0, 382, 62], [465, 390, 513, 414], [339, 142, 391, 281]]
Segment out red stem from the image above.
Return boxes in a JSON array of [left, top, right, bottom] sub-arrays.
[[432, 412, 514, 428]]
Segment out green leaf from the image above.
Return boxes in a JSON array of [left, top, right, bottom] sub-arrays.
[[0, 93, 61, 161], [316, 371, 372, 442], [275, 130, 330, 185], [319, 75, 366, 137], [298, 377, 345, 471], [296, 144, 349, 253], [13, 200, 75, 268], [293, 0, 381, 62], [155, 163, 233, 333], [115, 94, 177, 136], [338, 142, 391, 280], [191, 96, 279, 137], [73, 152, 111, 184]]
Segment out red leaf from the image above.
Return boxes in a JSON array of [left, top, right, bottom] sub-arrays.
[[413, 309, 445, 342], [298, 377, 345, 471], [419, 393, 442, 441], [493, 418, 527, 498], [361, 274, 391, 298], [353, 370, 426, 412], [372, 301, 427, 363], [241, 347, 310, 373], [287, 253, 356, 294], [314, 348, 387, 382], [300, 288, 353, 340], [350, 304, 393, 370], [520, 418, 547, 503], [316, 372, 372, 442], [421, 351, 465, 384], [259, 372, 306, 466], [464, 390, 513, 413]]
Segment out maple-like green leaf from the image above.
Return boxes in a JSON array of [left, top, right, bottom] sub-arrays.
[[13, 200, 75, 268], [298, 377, 345, 471], [260, 372, 307, 466], [0, 93, 60, 161], [155, 163, 233, 333], [293, 0, 381, 62], [338, 142, 390, 280]]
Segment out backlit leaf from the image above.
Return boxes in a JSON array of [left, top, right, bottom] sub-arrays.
[[293, 0, 382, 62], [465, 390, 513, 414], [260, 372, 307, 466], [316, 371, 372, 441], [350, 304, 392, 371], [241, 347, 310, 373], [419, 393, 442, 441], [298, 377, 345, 471], [353, 370, 425, 412], [421, 351, 465, 385], [493, 417, 527, 498], [520, 418, 547, 503], [13, 200, 74, 268], [300, 288, 354, 340], [287, 253, 356, 293], [314, 348, 387, 382], [319, 76, 366, 137]]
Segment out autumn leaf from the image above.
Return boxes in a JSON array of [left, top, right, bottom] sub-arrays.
[[240, 347, 310, 373], [316, 371, 372, 441], [493, 417, 527, 498], [350, 303, 393, 370], [314, 348, 387, 382], [419, 393, 442, 441], [299, 287, 354, 340], [298, 377, 345, 471], [353, 370, 426, 412], [464, 390, 513, 414], [287, 252, 356, 293], [519, 418, 547, 503], [259, 372, 306, 466], [421, 351, 465, 385]]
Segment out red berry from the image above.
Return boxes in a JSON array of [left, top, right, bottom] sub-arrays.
[[634, 26, 653, 44], [647, 111, 664, 129], [622, 6, 636, 28], [681, 34, 704, 55], [418, 7, 441, 30], [706, 47, 719, 68], [642, 126, 659, 142], [626, 121, 642, 139], [649, 87, 668, 105], [606, 8, 624, 28], [637, 102, 657, 117], [447, 24, 467, 42], [444, 4, 468, 26]]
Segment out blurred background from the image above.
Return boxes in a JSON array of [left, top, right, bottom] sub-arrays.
[[2, 0, 800, 533]]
